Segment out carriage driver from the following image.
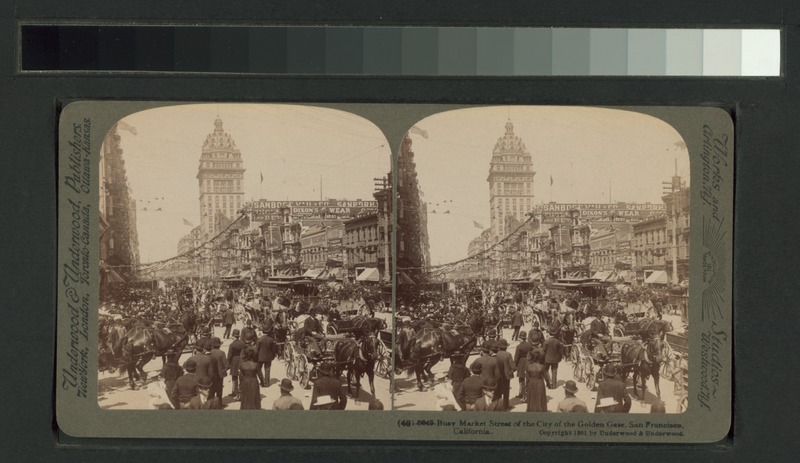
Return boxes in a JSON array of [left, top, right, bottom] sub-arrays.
[[589, 314, 613, 360], [296, 309, 325, 361]]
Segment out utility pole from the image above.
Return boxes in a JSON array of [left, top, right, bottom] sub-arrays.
[[374, 176, 390, 283], [662, 159, 682, 285]]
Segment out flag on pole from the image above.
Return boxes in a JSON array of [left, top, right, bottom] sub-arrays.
[[550, 175, 553, 186], [117, 120, 137, 135], [408, 125, 429, 139], [183, 218, 193, 226], [473, 220, 484, 229], [260, 172, 264, 184]]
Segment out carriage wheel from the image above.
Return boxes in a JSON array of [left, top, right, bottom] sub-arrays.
[[285, 354, 296, 379], [283, 342, 293, 363], [614, 326, 624, 338], [584, 359, 596, 390], [376, 353, 391, 379], [572, 358, 585, 382], [326, 325, 337, 335], [677, 394, 688, 413], [297, 355, 309, 389]]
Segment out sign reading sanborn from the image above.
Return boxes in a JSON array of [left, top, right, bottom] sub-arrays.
[[539, 202, 666, 224], [244, 199, 378, 222]]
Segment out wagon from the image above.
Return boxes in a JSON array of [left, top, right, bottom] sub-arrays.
[[326, 318, 359, 335], [374, 329, 393, 379], [662, 331, 688, 412]]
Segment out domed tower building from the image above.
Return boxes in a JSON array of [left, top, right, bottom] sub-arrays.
[[197, 117, 246, 241], [487, 119, 535, 243]]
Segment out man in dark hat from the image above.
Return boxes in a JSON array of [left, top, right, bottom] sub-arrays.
[[543, 327, 564, 389], [241, 319, 257, 346], [227, 328, 245, 399], [273, 378, 303, 410], [185, 338, 214, 387], [511, 308, 524, 341], [310, 362, 347, 410], [594, 365, 631, 413], [557, 380, 587, 412], [514, 331, 532, 401], [170, 359, 199, 409], [209, 337, 228, 400], [254, 330, 278, 387], [471, 344, 500, 389], [456, 362, 485, 411], [475, 378, 503, 411], [187, 377, 222, 409], [528, 321, 545, 348], [222, 305, 236, 339], [493, 338, 515, 411]]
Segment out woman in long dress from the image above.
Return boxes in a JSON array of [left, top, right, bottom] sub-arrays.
[[239, 347, 262, 409], [526, 348, 551, 412]]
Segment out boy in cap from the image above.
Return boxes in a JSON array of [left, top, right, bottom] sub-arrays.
[[170, 359, 198, 409], [557, 380, 587, 412], [456, 362, 485, 411], [273, 378, 303, 410]]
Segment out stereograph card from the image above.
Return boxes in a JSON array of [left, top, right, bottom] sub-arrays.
[[55, 101, 732, 442]]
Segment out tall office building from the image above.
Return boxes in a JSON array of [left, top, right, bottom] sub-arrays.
[[197, 117, 246, 240], [487, 119, 535, 242]]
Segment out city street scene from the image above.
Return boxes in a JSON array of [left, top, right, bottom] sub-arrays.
[[394, 106, 689, 414], [97, 104, 392, 411]]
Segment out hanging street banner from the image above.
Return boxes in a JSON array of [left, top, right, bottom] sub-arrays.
[[539, 202, 666, 224], [244, 199, 378, 222]]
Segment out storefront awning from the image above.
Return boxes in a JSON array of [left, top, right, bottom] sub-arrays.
[[644, 270, 669, 285], [399, 272, 416, 285], [591, 271, 613, 281], [356, 267, 381, 282], [302, 268, 325, 279], [107, 268, 126, 283]]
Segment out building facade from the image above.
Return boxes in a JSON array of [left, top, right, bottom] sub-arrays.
[[632, 215, 669, 277], [397, 134, 431, 279], [99, 123, 140, 286], [487, 120, 535, 242], [197, 117, 245, 240]]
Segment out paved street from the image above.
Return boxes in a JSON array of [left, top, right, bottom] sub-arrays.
[[99, 312, 393, 411], [393, 314, 685, 413]]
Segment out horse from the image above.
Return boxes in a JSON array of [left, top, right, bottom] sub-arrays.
[[108, 325, 189, 390], [620, 337, 667, 400], [637, 318, 674, 341], [333, 335, 379, 398], [350, 315, 387, 340], [399, 326, 477, 391]]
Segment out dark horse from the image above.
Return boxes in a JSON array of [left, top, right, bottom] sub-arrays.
[[333, 335, 379, 398], [620, 337, 666, 400], [399, 326, 477, 391], [101, 325, 189, 390], [467, 312, 486, 345], [350, 315, 387, 340]]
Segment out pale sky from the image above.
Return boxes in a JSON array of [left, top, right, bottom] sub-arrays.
[[114, 104, 391, 264], [408, 106, 691, 266]]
